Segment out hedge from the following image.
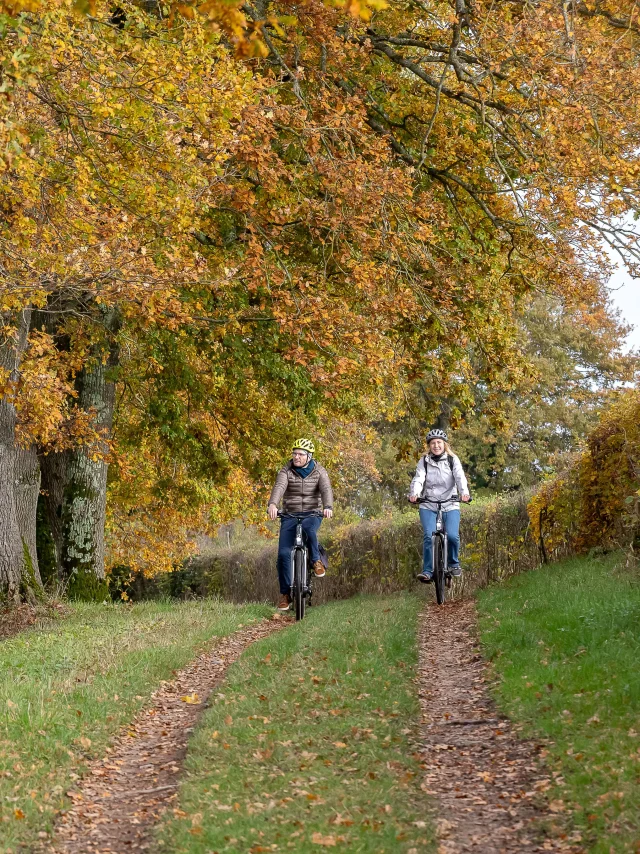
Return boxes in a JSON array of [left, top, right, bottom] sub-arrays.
[[110, 492, 540, 603], [528, 388, 640, 561]]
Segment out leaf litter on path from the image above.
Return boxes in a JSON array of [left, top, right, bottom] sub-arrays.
[[44, 617, 288, 854], [418, 601, 583, 854]]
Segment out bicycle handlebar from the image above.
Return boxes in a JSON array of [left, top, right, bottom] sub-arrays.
[[276, 510, 324, 519], [407, 494, 473, 504]]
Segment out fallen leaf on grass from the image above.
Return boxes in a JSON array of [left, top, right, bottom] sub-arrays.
[[224, 714, 233, 725], [330, 814, 354, 826], [333, 742, 347, 748], [14, 808, 25, 819], [253, 748, 273, 760], [549, 799, 565, 813], [181, 693, 200, 704], [312, 832, 337, 846]]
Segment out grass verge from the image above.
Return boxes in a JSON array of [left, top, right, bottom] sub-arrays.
[[155, 593, 435, 853], [0, 598, 270, 852], [477, 553, 640, 853]]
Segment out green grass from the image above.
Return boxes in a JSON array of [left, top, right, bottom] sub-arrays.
[[0, 598, 270, 852], [477, 553, 640, 853], [155, 593, 435, 853]]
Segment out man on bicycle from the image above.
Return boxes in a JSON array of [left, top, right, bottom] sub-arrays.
[[409, 429, 470, 583], [268, 439, 334, 611]]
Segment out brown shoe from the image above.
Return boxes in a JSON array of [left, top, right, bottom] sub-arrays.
[[277, 594, 291, 611], [312, 560, 326, 578]]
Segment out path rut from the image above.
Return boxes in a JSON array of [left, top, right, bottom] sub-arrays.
[[47, 616, 287, 854], [418, 600, 583, 854]]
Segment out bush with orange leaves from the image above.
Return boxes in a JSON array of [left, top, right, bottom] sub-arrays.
[[529, 389, 640, 562]]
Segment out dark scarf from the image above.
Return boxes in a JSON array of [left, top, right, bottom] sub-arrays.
[[292, 458, 316, 478], [430, 452, 446, 462]]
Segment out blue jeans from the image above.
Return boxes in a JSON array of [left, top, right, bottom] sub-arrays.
[[418, 507, 460, 575], [276, 515, 322, 595]]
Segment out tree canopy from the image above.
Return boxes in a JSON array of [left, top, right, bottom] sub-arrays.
[[0, 0, 638, 596]]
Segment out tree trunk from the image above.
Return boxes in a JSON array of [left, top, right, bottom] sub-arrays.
[[14, 445, 43, 600], [59, 307, 120, 600], [39, 449, 68, 580], [0, 308, 32, 602]]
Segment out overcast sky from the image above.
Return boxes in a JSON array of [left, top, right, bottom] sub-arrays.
[[608, 266, 640, 353]]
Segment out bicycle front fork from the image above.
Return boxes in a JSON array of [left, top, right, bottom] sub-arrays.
[[431, 533, 450, 573]]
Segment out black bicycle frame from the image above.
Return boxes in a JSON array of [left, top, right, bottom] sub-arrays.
[[277, 510, 322, 618]]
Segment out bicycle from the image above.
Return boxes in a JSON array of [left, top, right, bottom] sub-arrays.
[[277, 510, 323, 621], [410, 494, 471, 605]]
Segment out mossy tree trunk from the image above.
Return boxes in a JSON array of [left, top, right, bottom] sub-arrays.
[[14, 445, 43, 601], [59, 307, 120, 601], [0, 308, 32, 602]]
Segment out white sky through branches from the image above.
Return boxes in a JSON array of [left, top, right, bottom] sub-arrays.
[[607, 266, 640, 354]]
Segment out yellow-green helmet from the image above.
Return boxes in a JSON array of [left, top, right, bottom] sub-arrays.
[[292, 438, 315, 455]]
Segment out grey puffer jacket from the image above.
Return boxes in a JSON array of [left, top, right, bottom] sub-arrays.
[[268, 461, 334, 513]]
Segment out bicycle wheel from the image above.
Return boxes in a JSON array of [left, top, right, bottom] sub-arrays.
[[293, 548, 305, 621], [433, 535, 446, 605]]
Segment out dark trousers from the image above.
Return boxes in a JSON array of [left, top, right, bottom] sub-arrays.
[[276, 516, 322, 595]]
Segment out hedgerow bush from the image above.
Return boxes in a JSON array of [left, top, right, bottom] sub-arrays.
[[528, 388, 640, 560], [113, 492, 538, 603]]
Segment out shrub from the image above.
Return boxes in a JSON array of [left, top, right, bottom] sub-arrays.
[[529, 388, 640, 560], [128, 492, 539, 604]]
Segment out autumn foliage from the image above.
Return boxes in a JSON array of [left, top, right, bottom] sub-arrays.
[[529, 389, 640, 560], [0, 0, 638, 599]]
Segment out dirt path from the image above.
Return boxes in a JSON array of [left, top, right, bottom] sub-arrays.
[[47, 615, 287, 854], [418, 600, 582, 854]]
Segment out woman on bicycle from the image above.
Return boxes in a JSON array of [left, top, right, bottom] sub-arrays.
[[409, 429, 470, 583], [268, 439, 334, 611]]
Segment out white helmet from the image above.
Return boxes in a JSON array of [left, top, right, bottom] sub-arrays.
[[426, 429, 448, 443]]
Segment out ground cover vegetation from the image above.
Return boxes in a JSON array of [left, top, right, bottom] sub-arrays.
[[154, 593, 435, 853], [0, 597, 270, 849], [477, 553, 640, 853], [1, 0, 638, 603]]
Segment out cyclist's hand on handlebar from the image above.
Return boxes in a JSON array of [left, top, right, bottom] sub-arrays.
[[268, 503, 278, 521], [323, 508, 333, 519], [461, 494, 471, 503]]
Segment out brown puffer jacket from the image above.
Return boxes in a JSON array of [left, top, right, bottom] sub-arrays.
[[268, 461, 333, 513]]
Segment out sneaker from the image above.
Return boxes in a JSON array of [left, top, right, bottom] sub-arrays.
[[312, 560, 326, 578], [277, 594, 291, 611], [449, 565, 462, 578], [417, 572, 433, 584]]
